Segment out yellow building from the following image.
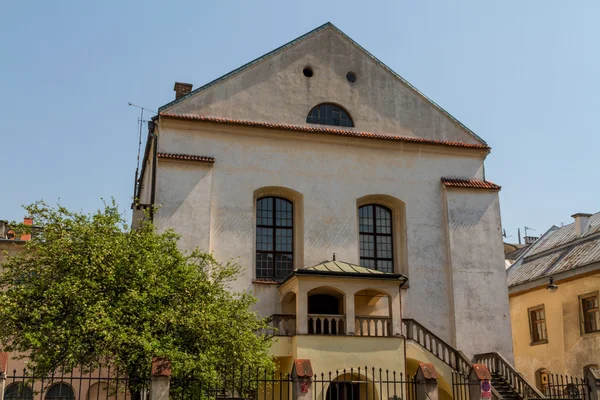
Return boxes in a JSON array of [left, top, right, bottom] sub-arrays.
[[507, 212, 600, 391]]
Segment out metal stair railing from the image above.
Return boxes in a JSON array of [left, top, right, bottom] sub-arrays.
[[474, 352, 546, 399]]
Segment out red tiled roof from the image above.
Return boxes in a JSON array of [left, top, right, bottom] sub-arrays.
[[441, 178, 501, 190], [159, 113, 490, 150], [157, 152, 215, 163]]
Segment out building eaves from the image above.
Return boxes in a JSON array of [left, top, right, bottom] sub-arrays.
[[441, 178, 501, 190], [157, 152, 215, 164], [158, 22, 487, 146], [159, 113, 490, 151]]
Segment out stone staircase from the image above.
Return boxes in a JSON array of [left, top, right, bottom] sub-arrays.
[[491, 372, 523, 400], [402, 319, 545, 400]]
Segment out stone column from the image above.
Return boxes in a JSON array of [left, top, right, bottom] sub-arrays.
[[296, 291, 308, 335], [291, 359, 313, 400], [585, 367, 600, 400], [345, 293, 355, 335], [468, 364, 493, 400], [0, 353, 7, 400], [415, 363, 439, 400], [150, 358, 171, 400], [390, 288, 402, 336]]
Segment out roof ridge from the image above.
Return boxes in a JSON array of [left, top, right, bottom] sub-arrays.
[[159, 113, 490, 150]]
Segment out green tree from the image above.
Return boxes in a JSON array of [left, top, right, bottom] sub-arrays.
[[0, 200, 273, 393]]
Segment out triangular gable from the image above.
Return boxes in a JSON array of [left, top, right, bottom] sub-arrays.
[[160, 22, 486, 146]]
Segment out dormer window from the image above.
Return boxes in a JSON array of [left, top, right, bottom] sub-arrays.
[[306, 103, 353, 127]]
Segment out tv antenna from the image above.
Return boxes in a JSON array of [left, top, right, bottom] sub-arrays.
[[502, 229, 511, 239], [128, 102, 157, 198], [524, 226, 536, 237]]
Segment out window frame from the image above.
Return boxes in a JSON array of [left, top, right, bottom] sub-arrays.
[[358, 204, 394, 273], [579, 291, 600, 335], [306, 103, 354, 127], [528, 304, 548, 345], [255, 196, 294, 280]]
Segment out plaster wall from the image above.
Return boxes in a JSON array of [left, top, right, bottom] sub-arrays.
[[443, 188, 513, 360], [165, 27, 482, 145], [152, 119, 498, 349], [510, 273, 600, 383]]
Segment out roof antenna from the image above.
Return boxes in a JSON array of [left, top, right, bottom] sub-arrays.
[[128, 102, 157, 200], [332, 253, 336, 261]]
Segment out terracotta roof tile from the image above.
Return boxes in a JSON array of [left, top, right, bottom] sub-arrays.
[[159, 113, 490, 150], [441, 178, 501, 190], [157, 152, 215, 163]]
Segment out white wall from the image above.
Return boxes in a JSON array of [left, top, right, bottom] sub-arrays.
[[152, 119, 495, 347], [443, 187, 514, 360]]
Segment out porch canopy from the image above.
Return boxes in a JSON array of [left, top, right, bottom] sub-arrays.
[[278, 260, 408, 336]]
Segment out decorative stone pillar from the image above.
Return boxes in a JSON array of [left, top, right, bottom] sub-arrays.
[[585, 367, 600, 400], [0, 353, 7, 400], [469, 364, 492, 400], [415, 363, 439, 400], [292, 359, 313, 400], [390, 288, 402, 336], [345, 293, 355, 335], [150, 357, 171, 400], [296, 291, 308, 335]]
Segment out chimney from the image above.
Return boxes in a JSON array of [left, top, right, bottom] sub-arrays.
[[20, 217, 33, 241], [174, 82, 193, 99], [572, 213, 592, 236], [524, 236, 538, 245]]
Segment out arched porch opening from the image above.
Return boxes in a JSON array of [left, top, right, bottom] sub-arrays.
[[276, 291, 297, 336], [354, 289, 391, 337], [308, 287, 345, 335], [323, 371, 380, 400]]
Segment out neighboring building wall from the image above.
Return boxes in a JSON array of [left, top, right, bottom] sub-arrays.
[[151, 117, 507, 357], [510, 273, 600, 382], [443, 187, 514, 360]]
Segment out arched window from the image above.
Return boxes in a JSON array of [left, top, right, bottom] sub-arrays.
[[256, 197, 293, 279], [306, 103, 353, 127], [359, 204, 393, 272], [45, 384, 75, 400], [4, 384, 33, 400]]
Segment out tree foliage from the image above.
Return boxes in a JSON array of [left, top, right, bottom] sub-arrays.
[[0, 200, 273, 383]]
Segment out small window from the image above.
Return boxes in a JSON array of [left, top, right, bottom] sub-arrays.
[[528, 305, 548, 344], [358, 204, 393, 273], [256, 197, 293, 280], [4, 384, 33, 400], [581, 292, 599, 334], [306, 103, 353, 127], [45, 384, 75, 400], [346, 71, 357, 83]]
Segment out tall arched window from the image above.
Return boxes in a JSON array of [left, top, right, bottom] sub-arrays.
[[359, 204, 393, 272], [306, 103, 353, 127], [256, 197, 293, 279], [45, 384, 75, 400]]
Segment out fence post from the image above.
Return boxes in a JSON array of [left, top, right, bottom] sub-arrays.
[[292, 359, 313, 400], [150, 358, 171, 400], [0, 353, 7, 400], [415, 363, 439, 400], [469, 364, 492, 400], [586, 368, 600, 400]]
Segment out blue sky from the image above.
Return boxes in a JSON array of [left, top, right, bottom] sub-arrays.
[[1, 1, 598, 242]]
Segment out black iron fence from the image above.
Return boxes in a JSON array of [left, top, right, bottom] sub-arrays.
[[169, 368, 292, 400], [537, 374, 589, 400], [3, 366, 150, 400], [312, 367, 417, 400]]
